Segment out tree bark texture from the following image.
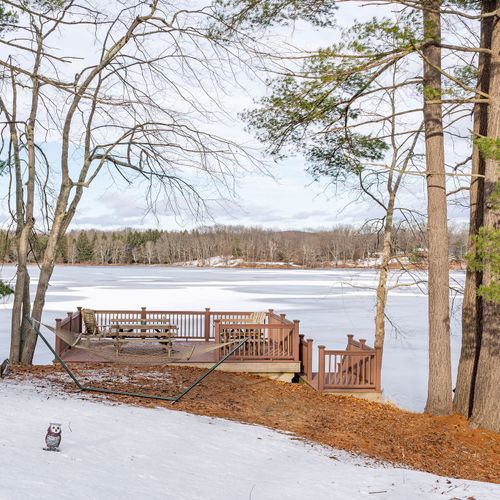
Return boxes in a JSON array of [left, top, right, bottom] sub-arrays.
[[453, 0, 494, 417], [374, 192, 395, 351], [470, 2, 500, 432], [422, 0, 453, 416]]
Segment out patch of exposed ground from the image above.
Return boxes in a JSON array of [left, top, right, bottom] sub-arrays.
[[11, 364, 500, 484]]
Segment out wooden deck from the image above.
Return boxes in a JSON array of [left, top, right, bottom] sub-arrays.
[[54, 308, 382, 391], [56, 308, 301, 381]]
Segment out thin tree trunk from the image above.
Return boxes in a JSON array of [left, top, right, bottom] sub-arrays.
[[10, 227, 30, 361], [20, 187, 71, 363], [422, 0, 453, 415], [374, 193, 395, 350], [470, 3, 500, 432], [453, 0, 494, 417], [0, 72, 29, 363], [9, 33, 42, 363]]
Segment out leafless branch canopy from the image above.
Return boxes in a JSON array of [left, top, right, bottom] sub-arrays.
[[0, 0, 265, 232]]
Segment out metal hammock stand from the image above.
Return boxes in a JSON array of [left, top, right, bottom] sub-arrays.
[[26, 317, 247, 404]]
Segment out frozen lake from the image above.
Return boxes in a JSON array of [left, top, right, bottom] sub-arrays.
[[0, 265, 465, 412]]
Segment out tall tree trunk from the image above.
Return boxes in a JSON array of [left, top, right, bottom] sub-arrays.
[[470, 3, 500, 432], [374, 192, 395, 350], [10, 226, 31, 361], [1, 72, 30, 363], [10, 34, 42, 363], [453, 0, 494, 417], [20, 185, 72, 364], [422, 0, 453, 415]]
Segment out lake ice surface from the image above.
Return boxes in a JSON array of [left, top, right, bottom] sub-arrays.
[[0, 265, 465, 412]]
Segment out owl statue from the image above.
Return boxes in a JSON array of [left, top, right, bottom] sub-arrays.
[[45, 423, 62, 452], [0, 359, 9, 378]]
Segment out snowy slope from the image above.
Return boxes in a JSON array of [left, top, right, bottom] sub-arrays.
[[0, 381, 498, 500]]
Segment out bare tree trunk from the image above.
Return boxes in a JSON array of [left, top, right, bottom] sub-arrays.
[[20, 186, 71, 363], [374, 193, 395, 350], [470, 3, 500, 432], [10, 226, 31, 361], [8, 31, 43, 363], [453, 0, 494, 417], [0, 71, 31, 363], [21, 261, 54, 364], [422, 0, 452, 415]]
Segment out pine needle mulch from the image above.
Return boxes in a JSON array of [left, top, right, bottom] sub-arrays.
[[11, 364, 500, 484]]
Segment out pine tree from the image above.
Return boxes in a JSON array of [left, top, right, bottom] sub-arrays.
[[0, 280, 13, 298], [76, 232, 94, 263]]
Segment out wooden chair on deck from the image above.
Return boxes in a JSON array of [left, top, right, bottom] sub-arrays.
[[219, 312, 267, 354], [81, 308, 105, 336]]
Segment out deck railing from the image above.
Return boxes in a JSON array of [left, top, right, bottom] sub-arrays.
[[57, 309, 380, 390], [299, 334, 382, 393], [298, 335, 314, 380], [214, 319, 299, 361], [56, 307, 300, 362]]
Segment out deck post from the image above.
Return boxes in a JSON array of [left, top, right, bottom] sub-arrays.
[[66, 312, 74, 334], [375, 347, 382, 392], [77, 307, 82, 333], [280, 313, 286, 324], [299, 334, 305, 372], [359, 338, 366, 349], [55, 318, 64, 356], [268, 308, 274, 323], [347, 334, 354, 350], [55, 313, 73, 356], [318, 345, 325, 391], [293, 320, 300, 362], [306, 338, 314, 381], [204, 308, 211, 341], [141, 307, 146, 320], [214, 320, 221, 361]]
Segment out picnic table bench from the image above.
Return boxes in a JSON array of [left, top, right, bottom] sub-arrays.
[[110, 318, 178, 335], [81, 309, 177, 354], [109, 318, 178, 354]]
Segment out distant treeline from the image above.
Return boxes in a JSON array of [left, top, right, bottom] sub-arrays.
[[0, 225, 468, 267]]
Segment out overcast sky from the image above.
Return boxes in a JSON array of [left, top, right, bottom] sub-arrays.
[[0, 2, 470, 232]]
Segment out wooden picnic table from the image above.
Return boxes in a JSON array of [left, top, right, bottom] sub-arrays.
[[110, 318, 172, 323], [111, 324, 177, 333], [110, 318, 177, 334], [111, 318, 175, 326], [108, 319, 178, 354]]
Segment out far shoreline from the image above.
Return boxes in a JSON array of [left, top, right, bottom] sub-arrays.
[[1, 261, 467, 271]]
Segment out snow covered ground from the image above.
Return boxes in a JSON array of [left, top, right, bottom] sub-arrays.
[[0, 265, 464, 411], [173, 256, 300, 267], [1, 380, 498, 500]]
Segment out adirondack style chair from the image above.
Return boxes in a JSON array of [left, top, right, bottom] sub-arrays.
[[81, 308, 106, 336], [218, 312, 267, 354]]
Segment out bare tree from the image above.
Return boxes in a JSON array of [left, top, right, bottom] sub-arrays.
[[0, 0, 259, 364], [216, 0, 494, 417]]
